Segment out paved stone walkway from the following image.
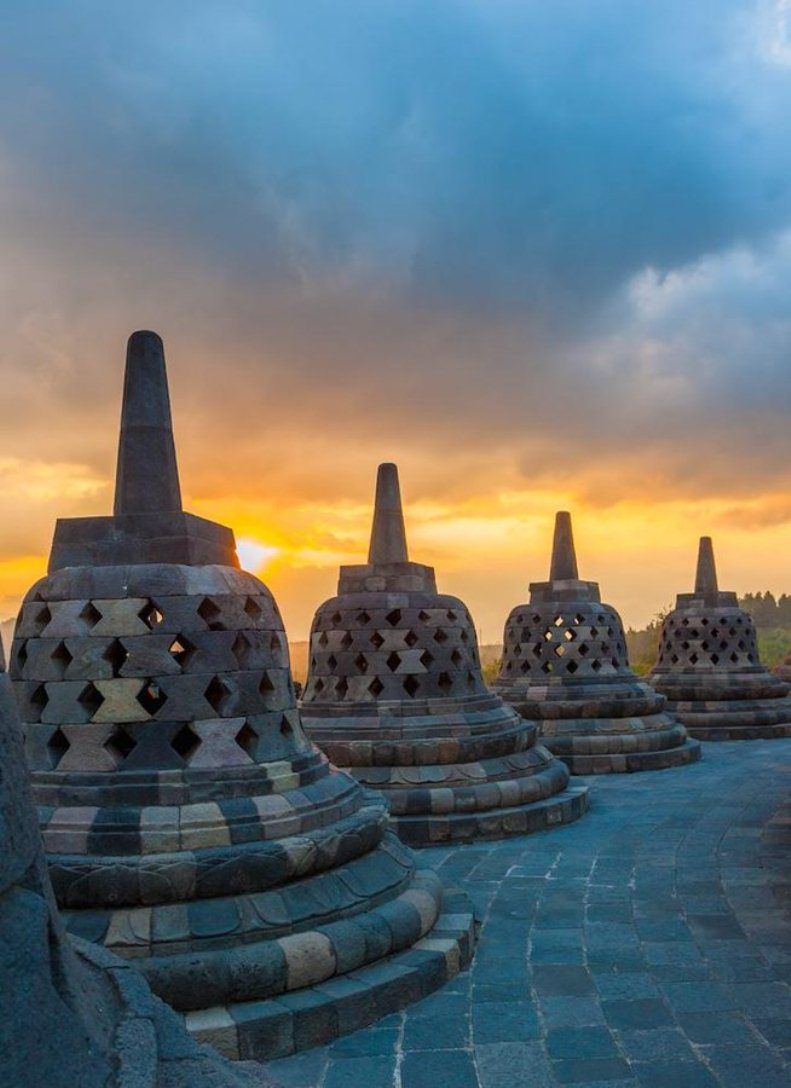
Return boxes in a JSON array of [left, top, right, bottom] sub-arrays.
[[269, 742, 791, 1088]]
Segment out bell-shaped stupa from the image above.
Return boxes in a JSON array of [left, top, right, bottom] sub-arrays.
[[0, 636, 272, 1088], [9, 333, 473, 1061], [301, 464, 588, 845], [493, 512, 701, 772], [650, 537, 791, 739]]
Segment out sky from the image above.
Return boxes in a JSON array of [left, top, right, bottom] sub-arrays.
[[0, 0, 790, 643]]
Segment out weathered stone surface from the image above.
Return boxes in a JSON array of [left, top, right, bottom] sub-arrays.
[[494, 511, 701, 772], [302, 465, 588, 844], [11, 332, 473, 1061], [650, 537, 791, 740]]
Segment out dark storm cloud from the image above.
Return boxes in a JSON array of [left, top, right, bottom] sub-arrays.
[[2, 1, 790, 313], [0, 0, 789, 525]]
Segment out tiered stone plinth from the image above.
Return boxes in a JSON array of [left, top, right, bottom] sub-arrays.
[[650, 537, 791, 740], [10, 333, 473, 1062], [0, 637, 270, 1088], [301, 466, 588, 845], [494, 513, 701, 773]]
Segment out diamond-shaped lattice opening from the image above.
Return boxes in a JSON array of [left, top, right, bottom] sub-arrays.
[[79, 602, 101, 629], [235, 722, 257, 755], [446, 610, 457, 622], [230, 633, 251, 669], [671, 654, 679, 664], [103, 638, 128, 676], [172, 724, 201, 762], [719, 640, 729, 651], [730, 652, 739, 663], [204, 676, 231, 714], [433, 628, 449, 644], [171, 636, 196, 669], [370, 631, 385, 649], [318, 631, 329, 647], [541, 661, 553, 674], [386, 652, 400, 672], [244, 597, 262, 620], [385, 609, 401, 627], [313, 677, 325, 694], [403, 675, 420, 697], [566, 659, 579, 674], [737, 640, 745, 651], [689, 653, 699, 665], [513, 644, 522, 658], [553, 615, 564, 627], [327, 653, 338, 670], [420, 649, 434, 668], [104, 727, 137, 764], [589, 626, 599, 639], [747, 653, 755, 663], [681, 617, 690, 627], [260, 672, 275, 694], [368, 677, 384, 697], [701, 641, 709, 651], [13, 640, 28, 673], [405, 629, 419, 648], [520, 661, 530, 674], [542, 628, 553, 642], [459, 628, 469, 643], [78, 682, 104, 718], [437, 671, 453, 692], [418, 610, 430, 623], [710, 653, 720, 664], [532, 644, 543, 658], [139, 601, 164, 629], [578, 643, 590, 657], [30, 603, 52, 633], [270, 632, 282, 657], [198, 598, 223, 630], [591, 659, 603, 672], [354, 653, 368, 674], [336, 677, 349, 698], [451, 649, 462, 666], [611, 657, 619, 668], [30, 684, 49, 720], [51, 640, 73, 676], [279, 715, 293, 737], [573, 613, 585, 625], [137, 682, 167, 715], [46, 727, 70, 768], [330, 611, 343, 626], [563, 629, 576, 642], [356, 610, 371, 624], [689, 629, 699, 639], [554, 645, 566, 658]]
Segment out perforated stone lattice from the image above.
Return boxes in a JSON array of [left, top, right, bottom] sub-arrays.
[[499, 602, 631, 681], [13, 572, 301, 775], [654, 610, 759, 670], [303, 600, 487, 704]]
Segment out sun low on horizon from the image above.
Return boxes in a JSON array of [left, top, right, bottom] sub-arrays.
[[0, 1, 790, 647]]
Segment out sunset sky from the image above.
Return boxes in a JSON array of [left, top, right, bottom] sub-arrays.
[[1, 1, 790, 643]]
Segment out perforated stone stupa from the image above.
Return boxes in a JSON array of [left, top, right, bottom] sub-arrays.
[[301, 464, 587, 845], [650, 537, 791, 740], [9, 332, 473, 1061], [494, 512, 701, 773], [0, 639, 271, 1088]]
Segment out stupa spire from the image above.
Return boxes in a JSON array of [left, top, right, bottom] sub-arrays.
[[694, 536, 718, 597], [549, 511, 579, 581], [113, 330, 182, 516], [368, 462, 409, 565]]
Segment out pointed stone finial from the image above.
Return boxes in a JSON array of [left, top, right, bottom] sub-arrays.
[[113, 331, 182, 516], [694, 536, 718, 596], [549, 511, 579, 581], [368, 463, 409, 565]]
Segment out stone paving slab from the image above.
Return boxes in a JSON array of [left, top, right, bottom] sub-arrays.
[[268, 742, 791, 1087]]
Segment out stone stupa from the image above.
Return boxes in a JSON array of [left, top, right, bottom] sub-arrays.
[[493, 512, 701, 773], [9, 332, 473, 1061], [650, 537, 791, 740], [300, 463, 588, 845], [0, 632, 272, 1087]]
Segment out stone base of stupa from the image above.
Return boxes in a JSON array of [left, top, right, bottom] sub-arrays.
[[652, 671, 791, 740], [496, 678, 702, 774], [304, 694, 589, 846], [72, 939, 274, 1086], [184, 878, 474, 1059]]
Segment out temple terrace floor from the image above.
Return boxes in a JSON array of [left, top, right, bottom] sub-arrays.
[[268, 740, 791, 1088]]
